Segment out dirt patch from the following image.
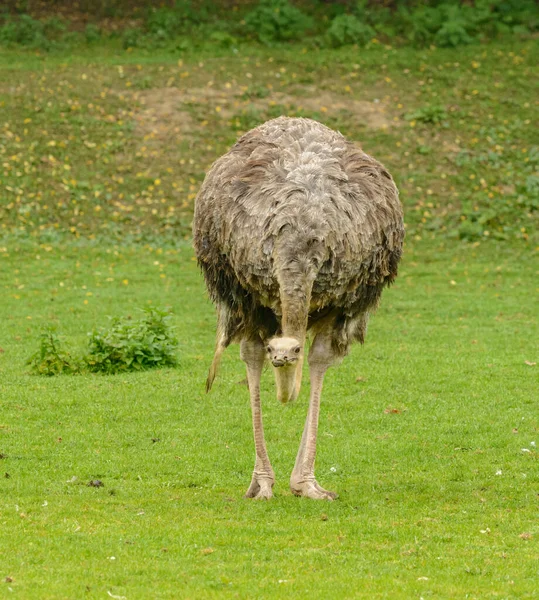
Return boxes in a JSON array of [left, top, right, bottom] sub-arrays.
[[253, 90, 393, 130], [132, 85, 393, 140], [303, 91, 392, 129], [133, 88, 196, 141]]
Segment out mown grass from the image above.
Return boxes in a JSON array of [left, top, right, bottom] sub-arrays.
[[0, 35, 538, 599], [1, 239, 538, 598]]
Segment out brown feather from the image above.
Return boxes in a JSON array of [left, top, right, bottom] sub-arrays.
[[193, 117, 404, 383]]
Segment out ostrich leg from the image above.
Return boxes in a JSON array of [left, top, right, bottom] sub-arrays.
[[290, 332, 338, 500], [240, 338, 275, 499]]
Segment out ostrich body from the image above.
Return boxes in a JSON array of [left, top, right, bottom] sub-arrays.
[[193, 117, 404, 500]]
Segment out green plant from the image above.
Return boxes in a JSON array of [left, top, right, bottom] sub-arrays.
[[0, 14, 70, 50], [457, 218, 484, 241], [145, 2, 206, 40], [398, 4, 443, 47], [42, 16, 66, 40], [392, 1, 538, 48], [84, 23, 102, 44], [0, 14, 47, 47], [26, 327, 80, 376], [146, 7, 182, 40], [241, 84, 271, 100], [244, 0, 314, 45], [85, 308, 178, 374], [122, 27, 143, 48], [485, 0, 539, 34], [325, 14, 375, 48], [397, 3, 477, 48], [208, 29, 238, 49], [405, 104, 448, 125], [435, 18, 473, 48]]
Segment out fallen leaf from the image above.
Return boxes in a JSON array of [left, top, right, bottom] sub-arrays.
[[87, 480, 104, 488], [201, 547, 214, 555], [524, 361, 536, 366], [519, 532, 532, 540], [385, 407, 401, 414]]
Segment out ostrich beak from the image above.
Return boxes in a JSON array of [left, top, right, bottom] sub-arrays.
[[273, 362, 300, 404]]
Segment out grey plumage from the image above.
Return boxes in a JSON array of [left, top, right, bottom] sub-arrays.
[[194, 116, 403, 374], [193, 116, 404, 499]]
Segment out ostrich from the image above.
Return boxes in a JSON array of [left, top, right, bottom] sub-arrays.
[[193, 117, 404, 500]]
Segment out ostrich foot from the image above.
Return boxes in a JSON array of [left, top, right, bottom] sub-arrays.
[[290, 478, 337, 501], [244, 473, 274, 500]]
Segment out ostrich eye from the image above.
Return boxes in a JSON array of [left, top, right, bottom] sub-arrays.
[[266, 346, 272, 353], [294, 346, 301, 354]]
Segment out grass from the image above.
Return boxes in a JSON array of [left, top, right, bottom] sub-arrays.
[[1, 239, 538, 598], [0, 37, 537, 243], [0, 34, 538, 599]]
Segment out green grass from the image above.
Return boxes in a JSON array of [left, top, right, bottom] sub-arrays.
[[0, 37, 537, 243], [1, 239, 538, 599], [0, 35, 538, 599]]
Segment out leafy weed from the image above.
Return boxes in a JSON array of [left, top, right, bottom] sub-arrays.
[[85, 307, 178, 374], [26, 327, 81, 376]]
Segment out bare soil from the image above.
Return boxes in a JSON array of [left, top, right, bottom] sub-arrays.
[[132, 84, 394, 142]]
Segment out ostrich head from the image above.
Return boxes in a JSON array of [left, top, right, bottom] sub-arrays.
[[266, 336, 304, 404]]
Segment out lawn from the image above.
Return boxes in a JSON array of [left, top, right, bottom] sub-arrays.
[[1, 32, 538, 599]]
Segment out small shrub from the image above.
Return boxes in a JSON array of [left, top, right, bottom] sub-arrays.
[[27, 327, 80, 376], [42, 16, 66, 40], [521, 174, 539, 212], [209, 29, 238, 49], [325, 14, 375, 48], [435, 19, 473, 48], [146, 7, 182, 40], [84, 24, 102, 44], [85, 308, 178, 374], [487, 0, 539, 34], [145, 2, 207, 40], [406, 105, 448, 125], [458, 219, 484, 241], [241, 84, 270, 100], [122, 27, 144, 49], [0, 14, 70, 50], [0, 14, 47, 47], [244, 0, 314, 45], [393, 1, 538, 48], [398, 5, 442, 47]]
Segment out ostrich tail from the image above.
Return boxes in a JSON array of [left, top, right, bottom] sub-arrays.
[[205, 343, 225, 393], [206, 304, 234, 393]]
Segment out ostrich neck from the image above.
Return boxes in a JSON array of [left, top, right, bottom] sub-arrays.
[[278, 269, 313, 341]]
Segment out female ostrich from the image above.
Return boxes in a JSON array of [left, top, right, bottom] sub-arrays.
[[194, 117, 404, 500]]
